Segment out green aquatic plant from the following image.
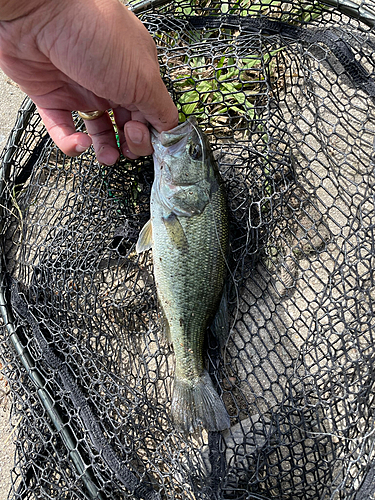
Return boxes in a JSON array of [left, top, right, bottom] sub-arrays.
[[175, 48, 284, 127]]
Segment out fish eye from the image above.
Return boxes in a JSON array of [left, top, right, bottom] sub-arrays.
[[189, 143, 202, 160]]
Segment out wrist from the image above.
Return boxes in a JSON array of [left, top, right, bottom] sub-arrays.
[[0, 0, 49, 20]]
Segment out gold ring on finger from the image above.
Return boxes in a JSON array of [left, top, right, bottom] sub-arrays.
[[78, 110, 105, 121]]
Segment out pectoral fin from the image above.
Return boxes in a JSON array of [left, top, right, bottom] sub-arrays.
[[136, 220, 153, 253], [163, 213, 188, 251]]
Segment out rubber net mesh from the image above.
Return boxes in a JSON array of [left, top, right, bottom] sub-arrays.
[[1, 1, 375, 499]]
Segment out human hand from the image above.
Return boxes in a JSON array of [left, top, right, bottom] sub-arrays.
[[0, 0, 178, 165]]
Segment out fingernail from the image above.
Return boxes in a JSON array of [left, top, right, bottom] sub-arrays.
[[122, 145, 139, 160], [98, 147, 119, 166], [127, 126, 144, 145], [75, 134, 92, 153], [75, 144, 87, 153]]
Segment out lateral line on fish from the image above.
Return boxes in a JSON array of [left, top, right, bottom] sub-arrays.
[[193, 116, 240, 348], [205, 183, 240, 362]]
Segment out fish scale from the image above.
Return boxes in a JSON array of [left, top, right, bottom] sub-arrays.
[[137, 117, 230, 433], [153, 198, 226, 380]]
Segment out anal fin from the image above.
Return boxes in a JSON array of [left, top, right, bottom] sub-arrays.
[[210, 283, 229, 347]]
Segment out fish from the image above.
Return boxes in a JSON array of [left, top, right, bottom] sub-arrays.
[[136, 116, 230, 433]]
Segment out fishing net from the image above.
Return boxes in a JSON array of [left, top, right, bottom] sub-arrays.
[[1, 0, 375, 499]]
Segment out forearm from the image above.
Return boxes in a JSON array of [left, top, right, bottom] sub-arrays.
[[0, 0, 48, 20]]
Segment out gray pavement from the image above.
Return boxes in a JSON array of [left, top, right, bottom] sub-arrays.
[[0, 69, 25, 151], [0, 68, 26, 500]]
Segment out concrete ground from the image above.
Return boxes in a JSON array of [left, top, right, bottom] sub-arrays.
[[0, 69, 26, 500]]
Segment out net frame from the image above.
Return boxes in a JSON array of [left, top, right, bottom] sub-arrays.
[[1, 1, 375, 499]]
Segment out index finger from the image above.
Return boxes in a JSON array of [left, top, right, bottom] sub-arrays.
[[37, 106, 92, 156]]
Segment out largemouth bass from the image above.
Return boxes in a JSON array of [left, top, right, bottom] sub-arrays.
[[136, 117, 230, 433]]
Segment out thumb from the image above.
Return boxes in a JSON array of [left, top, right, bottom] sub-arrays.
[[130, 75, 178, 133]]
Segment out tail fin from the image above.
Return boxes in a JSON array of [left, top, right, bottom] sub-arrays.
[[171, 371, 230, 433]]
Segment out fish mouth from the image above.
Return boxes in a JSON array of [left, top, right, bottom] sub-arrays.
[[151, 117, 198, 148]]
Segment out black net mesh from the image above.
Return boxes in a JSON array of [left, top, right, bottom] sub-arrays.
[[1, 1, 375, 499]]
